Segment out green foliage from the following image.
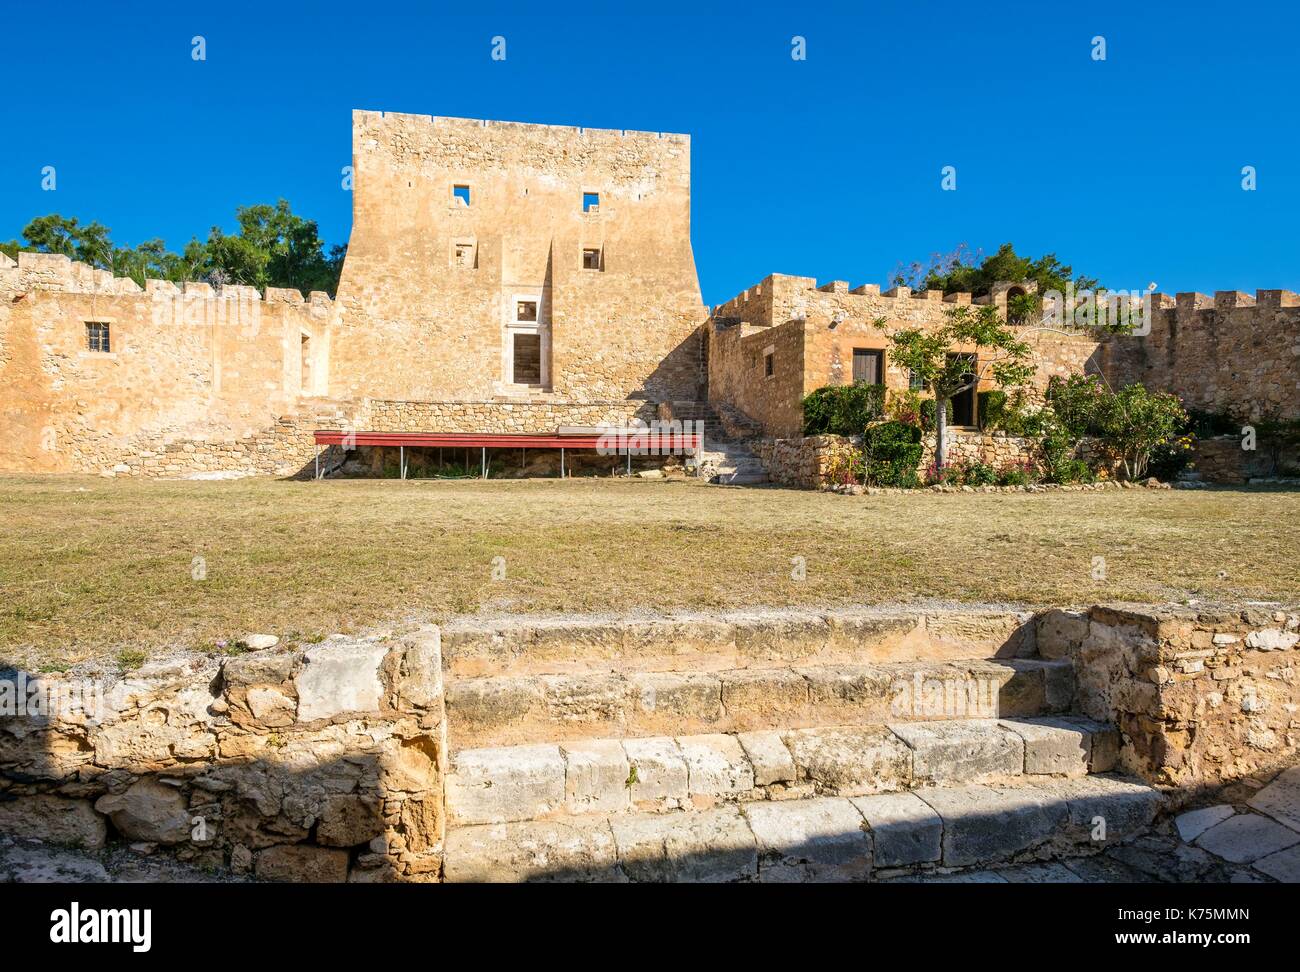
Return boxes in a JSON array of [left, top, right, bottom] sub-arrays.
[[1148, 437, 1195, 482], [3, 202, 347, 295], [801, 383, 886, 436], [978, 388, 1051, 436], [1094, 384, 1188, 480], [892, 242, 1100, 302], [861, 421, 923, 487], [1185, 408, 1239, 438]]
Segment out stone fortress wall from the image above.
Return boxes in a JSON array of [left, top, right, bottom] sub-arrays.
[[0, 108, 1295, 478]]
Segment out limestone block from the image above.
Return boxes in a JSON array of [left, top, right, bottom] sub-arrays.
[[1194, 812, 1300, 863], [445, 744, 565, 825], [1246, 766, 1300, 832], [1036, 609, 1089, 660], [783, 726, 912, 795], [889, 720, 1023, 784], [0, 795, 107, 850], [744, 797, 872, 882], [444, 818, 624, 883], [998, 717, 1091, 777], [445, 676, 544, 738], [1039, 775, 1163, 844], [736, 730, 796, 786], [610, 807, 758, 883], [316, 794, 385, 847], [1174, 805, 1236, 843], [622, 736, 688, 805], [918, 784, 1067, 867], [561, 739, 631, 813], [94, 780, 192, 844], [718, 668, 808, 726], [631, 672, 723, 725], [851, 791, 943, 868], [294, 640, 389, 722], [677, 733, 754, 798], [1252, 844, 1300, 883], [254, 844, 349, 882]]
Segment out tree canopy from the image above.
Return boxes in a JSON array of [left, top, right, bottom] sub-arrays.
[[1, 201, 346, 296], [892, 242, 1100, 301]]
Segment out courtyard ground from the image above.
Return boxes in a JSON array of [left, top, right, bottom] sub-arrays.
[[2, 474, 1297, 669]]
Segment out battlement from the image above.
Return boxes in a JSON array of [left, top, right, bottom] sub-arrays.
[[1161, 289, 1300, 315], [0, 251, 332, 306]]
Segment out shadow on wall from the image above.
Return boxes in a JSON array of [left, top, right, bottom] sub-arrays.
[[0, 629, 447, 883]]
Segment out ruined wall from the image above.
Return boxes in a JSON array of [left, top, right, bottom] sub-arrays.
[[331, 111, 708, 405], [708, 274, 1104, 439], [1116, 291, 1300, 421], [1040, 604, 1300, 794], [0, 628, 446, 882], [0, 252, 334, 474]]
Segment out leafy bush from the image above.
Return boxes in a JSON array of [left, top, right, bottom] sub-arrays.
[[1148, 437, 1194, 482], [930, 459, 999, 487], [802, 384, 886, 436], [978, 388, 1051, 436], [996, 463, 1034, 486], [886, 389, 926, 428], [862, 421, 923, 487], [977, 390, 1007, 430]]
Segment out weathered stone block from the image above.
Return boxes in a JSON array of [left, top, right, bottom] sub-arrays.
[[718, 668, 808, 726], [783, 726, 912, 795], [94, 779, 192, 844], [631, 672, 722, 726], [255, 844, 350, 882], [0, 795, 107, 850], [851, 791, 942, 868], [677, 733, 754, 798], [622, 736, 689, 805], [744, 797, 871, 882], [445, 744, 565, 825], [317, 794, 385, 847], [1247, 766, 1300, 831], [889, 720, 1023, 784], [998, 717, 1090, 777], [736, 730, 796, 785], [919, 784, 1067, 867], [561, 739, 631, 813], [444, 818, 624, 883], [1194, 812, 1300, 863], [610, 807, 757, 882], [295, 640, 388, 722]]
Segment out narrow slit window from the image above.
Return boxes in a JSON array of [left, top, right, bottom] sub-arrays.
[[86, 321, 111, 353], [582, 248, 602, 271], [764, 351, 774, 378], [453, 184, 471, 206], [583, 192, 600, 213]]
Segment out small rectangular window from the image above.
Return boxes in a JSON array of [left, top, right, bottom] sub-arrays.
[[453, 240, 476, 268], [516, 300, 538, 322], [582, 248, 602, 270], [86, 321, 111, 353], [453, 184, 471, 206], [583, 192, 600, 213], [764, 351, 774, 378], [852, 348, 883, 385], [909, 368, 925, 390]]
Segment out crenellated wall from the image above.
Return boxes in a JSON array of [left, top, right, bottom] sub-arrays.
[[0, 251, 334, 474]]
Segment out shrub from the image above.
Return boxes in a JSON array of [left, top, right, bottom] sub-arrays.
[[1094, 384, 1188, 480], [996, 462, 1034, 486], [862, 421, 923, 487], [977, 390, 1007, 431], [823, 444, 865, 487], [1148, 438, 1194, 482], [802, 384, 886, 436], [886, 389, 926, 428], [930, 459, 999, 487]]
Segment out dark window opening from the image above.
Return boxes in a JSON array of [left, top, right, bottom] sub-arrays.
[[764, 351, 774, 377], [453, 184, 471, 206], [582, 248, 602, 270], [516, 300, 538, 322], [86, 321, 111, 353], [513, 333, 542, 385], [851, 348, 883, 385], [583, 192, 600, 212]]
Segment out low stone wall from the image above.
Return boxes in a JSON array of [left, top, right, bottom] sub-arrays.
[[754, 434, 857, 489], [0, 629, 446, 882], [366, 398, 656, 434], [757, 429, 1038, 490], [1038, 604, 1300, 795]]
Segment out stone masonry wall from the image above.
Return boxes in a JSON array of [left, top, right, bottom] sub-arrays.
[[0, 628, 446, 882], [0, 251, 334, 475], [1038, 604, 1300, 796]]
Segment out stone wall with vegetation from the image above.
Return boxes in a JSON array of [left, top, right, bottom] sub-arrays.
[[1038, 603, 1300, 796], [0, 629, 446, 882]]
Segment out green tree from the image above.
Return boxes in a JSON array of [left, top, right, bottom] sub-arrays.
[[877, 305, 1035, 469]]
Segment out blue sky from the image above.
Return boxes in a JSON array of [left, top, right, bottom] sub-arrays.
[[1, 0, 1296, 305]]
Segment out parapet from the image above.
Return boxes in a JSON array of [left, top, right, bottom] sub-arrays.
[[0, 251, 332, 307], [355, 108, 689, 145]]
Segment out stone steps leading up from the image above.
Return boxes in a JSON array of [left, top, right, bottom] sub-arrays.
[[439, 607, 1038, 679], [443, 716, 1117, 827], [444, 657, 1073, 750], [443, 771, 1161, 882]]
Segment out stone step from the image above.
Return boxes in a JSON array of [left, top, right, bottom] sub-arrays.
[[445, 656, 1074, 749], [439, 607, 1039, 679], [443, 771, 1160, 882], [443, 715, 1117, 826]]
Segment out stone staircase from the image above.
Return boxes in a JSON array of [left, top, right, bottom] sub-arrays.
[[661, 401, 769, 485], [437, 610, 1163, 882]]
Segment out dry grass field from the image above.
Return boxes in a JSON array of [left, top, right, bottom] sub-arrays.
[[2, 474, 1297, 669]]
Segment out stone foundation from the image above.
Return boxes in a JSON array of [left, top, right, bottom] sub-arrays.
[[0, 628, 446, 882], [1038, 604, 1300, 795]]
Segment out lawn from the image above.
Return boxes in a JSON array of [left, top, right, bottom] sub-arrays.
[[2, 474, 1297, 669]]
